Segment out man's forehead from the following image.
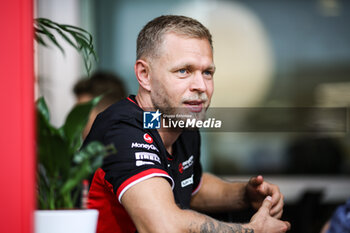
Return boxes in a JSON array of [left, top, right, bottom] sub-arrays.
[[162, 33, 212, 52], [162, 34, 213, 61]]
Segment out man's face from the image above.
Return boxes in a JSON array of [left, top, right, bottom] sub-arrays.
[[148, 33, 215, 121]]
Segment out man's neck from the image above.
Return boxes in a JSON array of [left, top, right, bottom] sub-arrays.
[[135, 92, 152, 111], [157, 128, 182, 155]]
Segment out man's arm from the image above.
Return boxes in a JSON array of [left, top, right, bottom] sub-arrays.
[[190, 173, 284, 219], [122, 176, 290, 233], [190, 173, 249, 213]]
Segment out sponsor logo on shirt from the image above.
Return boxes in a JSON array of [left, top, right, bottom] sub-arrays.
[[178, 155, 194, 173], [182, 155, 194, 170], [135, 152, 161, 164], [136, 161, 155, 166], [143, 133, 153, 143], [181, 175, 194, 188], [143, 110, 161, 129], [178, 163, 184, 173], [131, 142, 159, 152]]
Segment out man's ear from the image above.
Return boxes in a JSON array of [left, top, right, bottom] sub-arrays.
[[134, 59, 151, 91]]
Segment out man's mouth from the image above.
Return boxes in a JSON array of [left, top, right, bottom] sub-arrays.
[[184, 100, 204, 113]]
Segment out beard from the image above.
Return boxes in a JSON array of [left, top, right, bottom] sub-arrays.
[[150, 87, 175, 116], [151, 88, 209, 128]]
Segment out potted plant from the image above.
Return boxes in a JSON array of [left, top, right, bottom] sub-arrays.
[[34, 18, 114, 233]]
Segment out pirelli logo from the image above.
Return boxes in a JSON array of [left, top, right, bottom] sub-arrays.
[[135, 152, 161, 167]]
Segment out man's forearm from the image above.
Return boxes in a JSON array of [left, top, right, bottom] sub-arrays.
[[191, 173, 250, 212], [223, 181, 250, 210], [187, 210, 254, 233]]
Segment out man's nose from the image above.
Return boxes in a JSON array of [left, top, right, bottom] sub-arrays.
[[189, 72, 207, 93]]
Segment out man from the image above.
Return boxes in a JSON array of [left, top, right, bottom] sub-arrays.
[[85, 15, 290, 233], [73, 71, 127, 139]]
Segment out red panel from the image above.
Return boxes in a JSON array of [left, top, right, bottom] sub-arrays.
[[0, 0, 35, 233]]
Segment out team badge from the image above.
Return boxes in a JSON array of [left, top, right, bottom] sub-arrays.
[[143, 133, 153, 144]]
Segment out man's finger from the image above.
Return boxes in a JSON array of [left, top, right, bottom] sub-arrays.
[[249, 175, 264, 187], [270, 194, 284, 217], [261, 196, 273, 211], [284, 221, 291, 230], [272, 209, 283, 219], [270, 188, 281, 204]]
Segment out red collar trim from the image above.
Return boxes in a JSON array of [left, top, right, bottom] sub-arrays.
[[127, 97, 138, 106]]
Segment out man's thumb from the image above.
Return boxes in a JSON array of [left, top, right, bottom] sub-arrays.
[[261, 196, 273, 211]]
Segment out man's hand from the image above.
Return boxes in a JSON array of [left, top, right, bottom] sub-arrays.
[[247, 196, 291, 233], [246, 175, 284, 218]]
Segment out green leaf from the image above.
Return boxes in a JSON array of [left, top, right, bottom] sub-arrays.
[[60, 161, 91, 195], [35, 33, 47, 46], [37, 23, 65, 54], [74, 141, 115, 164], [62, 96, 101, 146], [43, 23, 79, 51], [36, 97, 71, 183], [34, 17, 97, 76], [36, 97, 50, 123], [60, 141, 115, 196]]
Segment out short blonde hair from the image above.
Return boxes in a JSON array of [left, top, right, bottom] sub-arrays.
[[136, 15, 212, 60]]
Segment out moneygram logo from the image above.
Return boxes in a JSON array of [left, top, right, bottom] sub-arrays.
[[131, 142, 159, 152], [143, 110, 161, 129]]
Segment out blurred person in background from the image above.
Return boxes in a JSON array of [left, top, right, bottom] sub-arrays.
[[320, 199, 350, 233], [73, 71, 127, 139]]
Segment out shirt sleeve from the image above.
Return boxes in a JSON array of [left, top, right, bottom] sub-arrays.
[[101, 122, 174, 203]]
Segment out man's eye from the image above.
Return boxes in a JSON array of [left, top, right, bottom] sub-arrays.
[[178, 69, 187, 74], [203, 70, 213, 76]]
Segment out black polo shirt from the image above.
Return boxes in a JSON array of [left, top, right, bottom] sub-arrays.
[[85, 95, 202, 233]]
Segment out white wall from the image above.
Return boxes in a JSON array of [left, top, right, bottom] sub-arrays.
[[36, 0, 83, 127]]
